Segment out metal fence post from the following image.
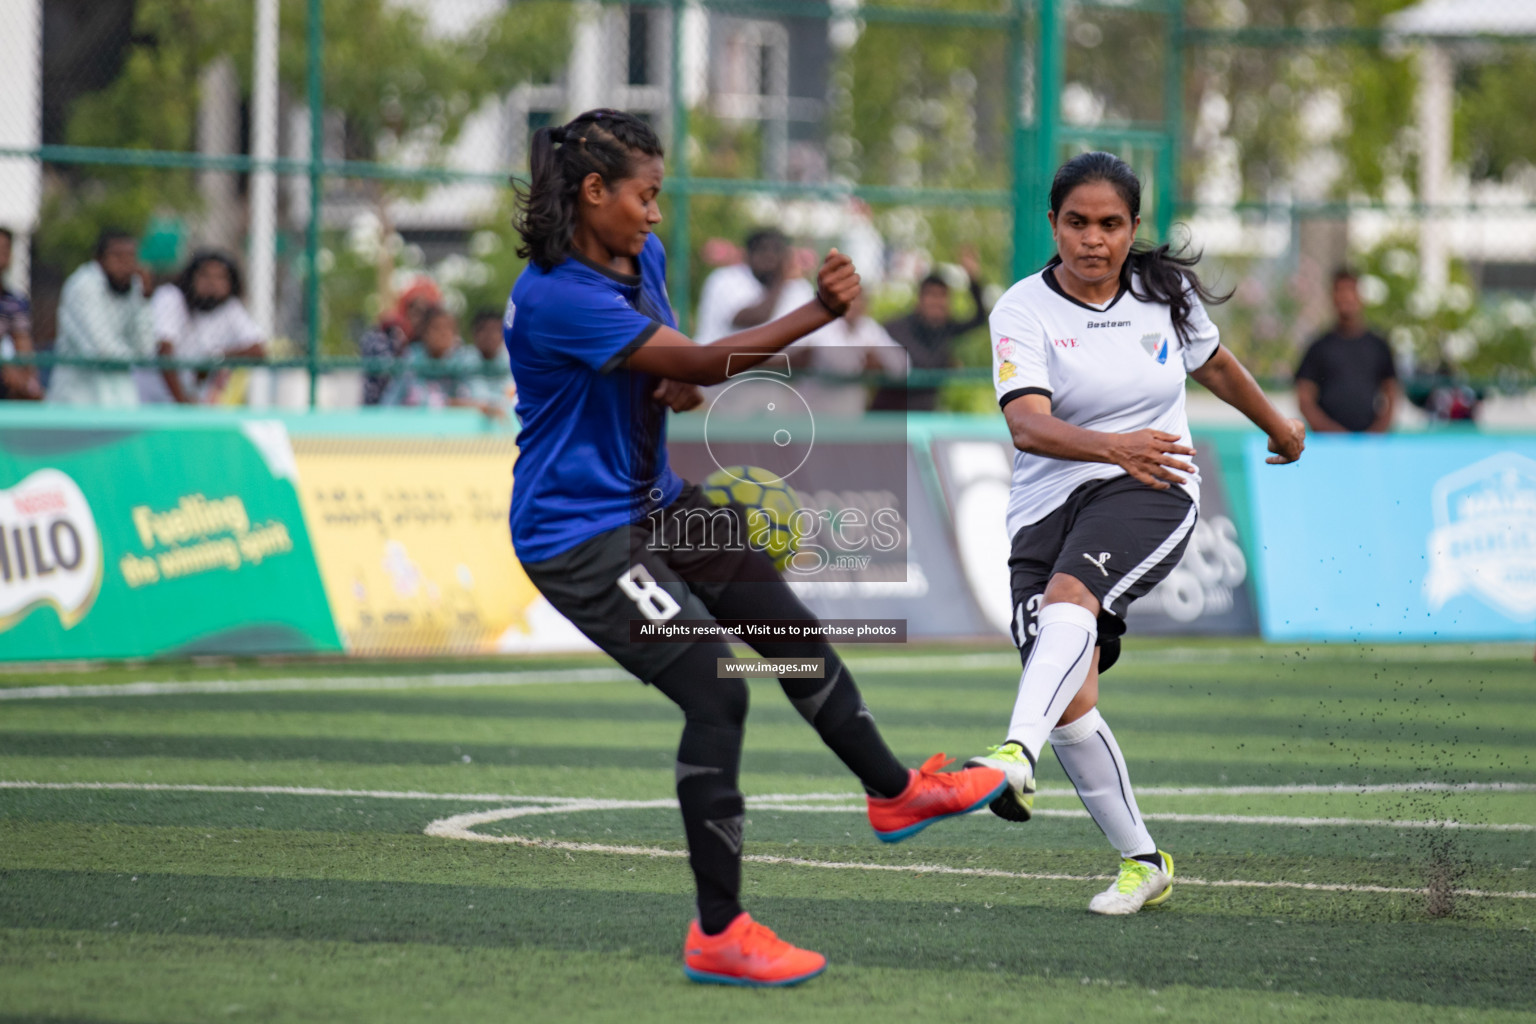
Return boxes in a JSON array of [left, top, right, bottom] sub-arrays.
[[305, 0, 324, 409], [1008, 0, 1030, 284], [1031, 0, 1063, 275], [1156, 0, 1183, 243], [668, 0, 693, 335]]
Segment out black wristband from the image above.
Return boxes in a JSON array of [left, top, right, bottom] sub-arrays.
[[815, 289, 843, 316]]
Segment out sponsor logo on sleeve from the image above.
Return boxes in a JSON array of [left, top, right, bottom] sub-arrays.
[[994, 336, 1016, 362], [0, 469, 103, 632], [1424, 453, 1536, 619], [997, 360, 1017, 384]]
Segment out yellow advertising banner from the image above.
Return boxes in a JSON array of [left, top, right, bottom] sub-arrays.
[[292, 438, 589, 655]]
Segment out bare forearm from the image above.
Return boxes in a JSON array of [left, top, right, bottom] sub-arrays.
[[1006, 410, 1121, 463], [162, 369, 193, 403], [1368, 382, 1397, 433], [226, 343, 265, 360], [629, 301, 834, 384], [1194, 349, 1290, 437], [1002, 394, 1198, 489], [731, 284, 784, 328], [156, 342, 193, 403], [1295, 380, 1346, 433]]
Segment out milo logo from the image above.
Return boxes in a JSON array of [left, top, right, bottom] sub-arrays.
[[0, 469, 103, 631]]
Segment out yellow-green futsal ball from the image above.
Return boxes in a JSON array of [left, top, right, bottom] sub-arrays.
[[700, 465, 804, 572]]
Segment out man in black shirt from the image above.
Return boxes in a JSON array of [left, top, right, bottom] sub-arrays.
[[872, 248, 989, 411], [1295, 268, 1397, 433]]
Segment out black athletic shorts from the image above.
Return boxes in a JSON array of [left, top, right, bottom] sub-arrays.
[[1008, 475, 1197, 675], [520, 485, 774, 683]]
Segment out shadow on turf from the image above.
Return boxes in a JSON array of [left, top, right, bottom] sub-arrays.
[[2, 869, 1531, 1011]]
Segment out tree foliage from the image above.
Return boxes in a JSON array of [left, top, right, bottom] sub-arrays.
[[1183, 0, 1536, 202], [40, 0, 569, 297]]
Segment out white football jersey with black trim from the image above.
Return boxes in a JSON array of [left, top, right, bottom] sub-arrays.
[[989, 267, 1220, 535]]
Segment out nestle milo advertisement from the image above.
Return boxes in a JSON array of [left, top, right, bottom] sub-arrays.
[[0, 422, 340, 660]]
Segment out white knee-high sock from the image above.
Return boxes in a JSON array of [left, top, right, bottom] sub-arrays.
[[1004, 602, 1098, 763], [1051, 707, 1156, 859]]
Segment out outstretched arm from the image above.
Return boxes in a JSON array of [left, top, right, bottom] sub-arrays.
[[625, 251, 859, 384], [949, 247, 990, 335], [1191, 344, 1306, 464]]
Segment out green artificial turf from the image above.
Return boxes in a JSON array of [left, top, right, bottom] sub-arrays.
[[2, 642, 1533, 1022]]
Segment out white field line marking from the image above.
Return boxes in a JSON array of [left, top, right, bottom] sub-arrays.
[[5, 781, 1529, 898], [3, 643, 1528, 700], [0, 668, 631, 701], [0, 656, 1016, 700], [8, 780, 1535, 804], [1133, 781, 1536, 796], [0, 656, 1013, 699], [1119, 644, 1535, 664], [27, 792, 1523, 835], [423, 803, 1536, 901], [748, 805, 1535, 833]]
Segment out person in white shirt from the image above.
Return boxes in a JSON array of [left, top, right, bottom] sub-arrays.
[[693, 229, 817, 344], [138, 250, 265, 404], [795, 292, 904, 416], [47, 229, 155, 408], [696, 229, 833, 417], [963, 151, 1306, 916]]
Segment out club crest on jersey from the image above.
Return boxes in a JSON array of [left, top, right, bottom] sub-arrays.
[[1140, 333, 1169, 365]]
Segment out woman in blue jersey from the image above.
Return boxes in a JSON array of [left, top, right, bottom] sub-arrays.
[[503, 109, 1006, 987], [964, 152, 1306, 915]]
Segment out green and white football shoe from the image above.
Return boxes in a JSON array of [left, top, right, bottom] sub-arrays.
[[963, 742, 1035, 822], [1088, 850, 1173, 915]]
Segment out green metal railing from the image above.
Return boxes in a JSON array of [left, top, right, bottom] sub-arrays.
[[42, 0, 1505, 406]]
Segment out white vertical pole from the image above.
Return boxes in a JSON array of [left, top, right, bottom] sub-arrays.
[[1417, 43, 1453, 298], [198, 58, 241, 251], [0, 0, 42, 295], [569, 1, 605, 116], [250, 0, 280, 337], [682, 1, 709, 109]]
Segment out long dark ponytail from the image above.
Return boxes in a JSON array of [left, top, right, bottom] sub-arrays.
[[513, 109, 664, 271], [1047, 151, 1229, 344]]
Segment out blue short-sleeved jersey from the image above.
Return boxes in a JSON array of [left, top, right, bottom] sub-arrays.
[[504, 234, 685, 562]]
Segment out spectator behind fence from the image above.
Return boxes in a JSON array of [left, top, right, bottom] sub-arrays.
[[872, 246, 990, 411], [1413, 359, 1482, 424], [1294, 268, 1397, 433], [467, 308, 516, 418], [796, 292, 905, 416], [383, 307, 505, 420], [137, 250, 266, 405], [360, 277, 442, 405], [46, 228, 155, 408], [693, 228, 818, 344], [0, 227, 41, 400]]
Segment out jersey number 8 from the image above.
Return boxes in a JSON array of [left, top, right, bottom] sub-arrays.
[[617, 564, 682, 622]]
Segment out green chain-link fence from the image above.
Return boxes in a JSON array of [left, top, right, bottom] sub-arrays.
[[1, 0, 1534, 412]]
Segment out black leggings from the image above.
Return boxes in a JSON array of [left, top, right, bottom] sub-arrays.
[[648, 570, 908, 934]]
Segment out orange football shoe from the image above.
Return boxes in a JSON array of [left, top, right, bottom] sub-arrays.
[[867, 753, 1007, 843], [683, 913, 828, 987]]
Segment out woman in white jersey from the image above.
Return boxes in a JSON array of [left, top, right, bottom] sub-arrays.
[[965, 152, 1306, 915]]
